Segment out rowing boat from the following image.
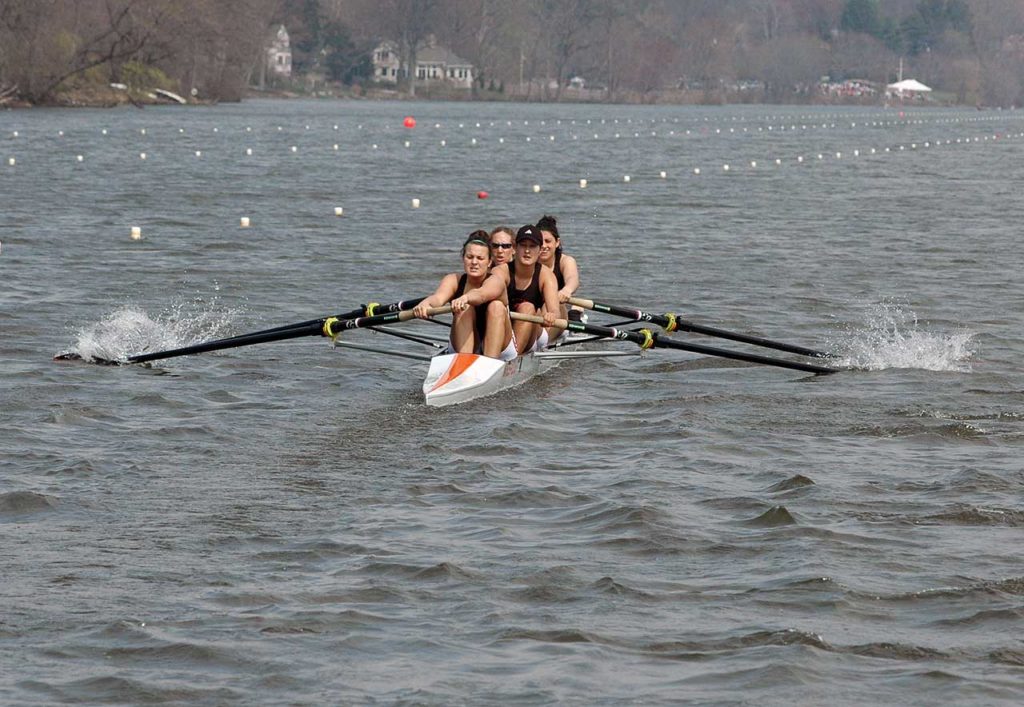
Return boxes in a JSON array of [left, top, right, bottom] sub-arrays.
[[56, 296, 840, 403], [421, 340, 640, 407]]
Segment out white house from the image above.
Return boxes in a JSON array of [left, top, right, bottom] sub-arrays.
[[372, 41, 401, 83], [371, 38, 473, 89], [267, 25, 292, 79]]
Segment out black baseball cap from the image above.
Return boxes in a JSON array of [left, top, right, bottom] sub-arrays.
[[516, 225, 542, 246]]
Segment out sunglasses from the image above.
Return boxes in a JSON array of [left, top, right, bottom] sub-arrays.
[[490, 243, 513, 249]]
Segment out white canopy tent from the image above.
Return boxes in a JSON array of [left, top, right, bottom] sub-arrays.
[[887, 79, 933, 93]]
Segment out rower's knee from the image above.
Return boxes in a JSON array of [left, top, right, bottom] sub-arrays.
[[487, 300, 506, 317]]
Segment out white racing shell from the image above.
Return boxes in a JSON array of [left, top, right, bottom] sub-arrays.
[[422, 352, 552, 407]]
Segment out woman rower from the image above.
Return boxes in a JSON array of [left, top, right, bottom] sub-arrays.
[[488, 226, 515, 267], [412, 231, 517, 361], [536, 214, 582, 321], [492, 224, 561, 353]]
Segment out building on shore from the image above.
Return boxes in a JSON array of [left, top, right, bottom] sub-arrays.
[[371, 37, 473, 89], [266, 26, 294, 82]]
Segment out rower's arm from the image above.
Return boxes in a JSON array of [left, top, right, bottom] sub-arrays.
[[539, 268, 560, 326], [463, 269, 507, 307], [558, 254, 580, 301], [414, 274, 459, 318]]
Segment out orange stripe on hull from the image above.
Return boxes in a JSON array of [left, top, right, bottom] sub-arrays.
[[428, 353, 480, 393]]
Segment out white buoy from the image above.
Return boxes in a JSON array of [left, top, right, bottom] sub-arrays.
[[130, 226, 142, 240], [659, 171, 667, 179], [333, 125, 338, 130], [411, 198, 421, 209], [240, 217, 250, 228], [333, 144, 339, 151], [58, 131, 64, 137], [471, 138, 477, 145], [101, 129, 107, 135], [334, 207, 344, 217], [290, 146, 297, 153], [246, 148, 253, 155], [532, 184, 541, 193], [775, 158, 782, 165], [526, 137, 531, 142], [750, 160, 757, 168], [372, 144, 378, 149], [140, 153, 146, 160], [499, 138, 504, 144], [7, 157, 14, 166], [623, 175, 631, 182], [723, 164, 730, 171], [693, 167, 701, 175], [835, 152, 842, 159], [140, 129, 146, 135], [404, 140, 411, 148], [76, 155, 84, 162], [579, 178, 588, 188], [195, 150, 202, 157], [247, 127, 252, 132], [440, 140, 446, 147], [12, 131, 17, 137], [797, 156, 804, 163]]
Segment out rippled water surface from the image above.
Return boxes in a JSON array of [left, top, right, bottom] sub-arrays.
[[3, 100, 1024, 705]]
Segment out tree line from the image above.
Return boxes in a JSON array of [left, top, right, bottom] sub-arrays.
[[3, 0, 1023, 106]]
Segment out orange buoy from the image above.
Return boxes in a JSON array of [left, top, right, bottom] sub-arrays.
[[403, 116, 416, 129], [477, 191, 489, 199]]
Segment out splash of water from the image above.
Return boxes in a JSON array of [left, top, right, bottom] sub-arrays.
[[71, 302, 239, 363], [830, 302, 975, 372]]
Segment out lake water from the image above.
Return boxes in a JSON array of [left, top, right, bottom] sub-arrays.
[[2, 99, 1023, 705]]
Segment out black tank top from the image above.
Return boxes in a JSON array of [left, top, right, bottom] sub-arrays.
[[553, 250, 565, 291], [455, 274, 489, 335], [507, 262, 543, 309]]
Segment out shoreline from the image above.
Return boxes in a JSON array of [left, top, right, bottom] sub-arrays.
[[2, 84, 979, 111]]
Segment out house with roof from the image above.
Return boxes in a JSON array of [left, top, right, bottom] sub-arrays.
[[371, 37, 473, 89], [266, 25, 292, 79]]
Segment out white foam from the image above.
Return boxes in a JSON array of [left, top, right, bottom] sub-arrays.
[[831, 302, 975, 372], [73, 303, 237, 363]]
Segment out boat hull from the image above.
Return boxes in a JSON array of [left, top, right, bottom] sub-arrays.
[[422, 352, 552, 407]]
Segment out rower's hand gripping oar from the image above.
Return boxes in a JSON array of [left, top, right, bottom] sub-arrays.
[[511, 313, 838, 375], [568, 297, 832, 359], [55, 297, 426, 366]]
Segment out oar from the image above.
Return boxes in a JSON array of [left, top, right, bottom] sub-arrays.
[[568, 296, 832, 359], [55, 297, 428, 366], [511, 313, 838, 375], [322, 306, 451, 338]]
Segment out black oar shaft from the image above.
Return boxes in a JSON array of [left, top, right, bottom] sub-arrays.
[[510, 313, 837, 375], [196, 297, 426, 345], [323, 306, 451, 337], [101, 297, 426, 365], [569, 297, 831, 359]]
